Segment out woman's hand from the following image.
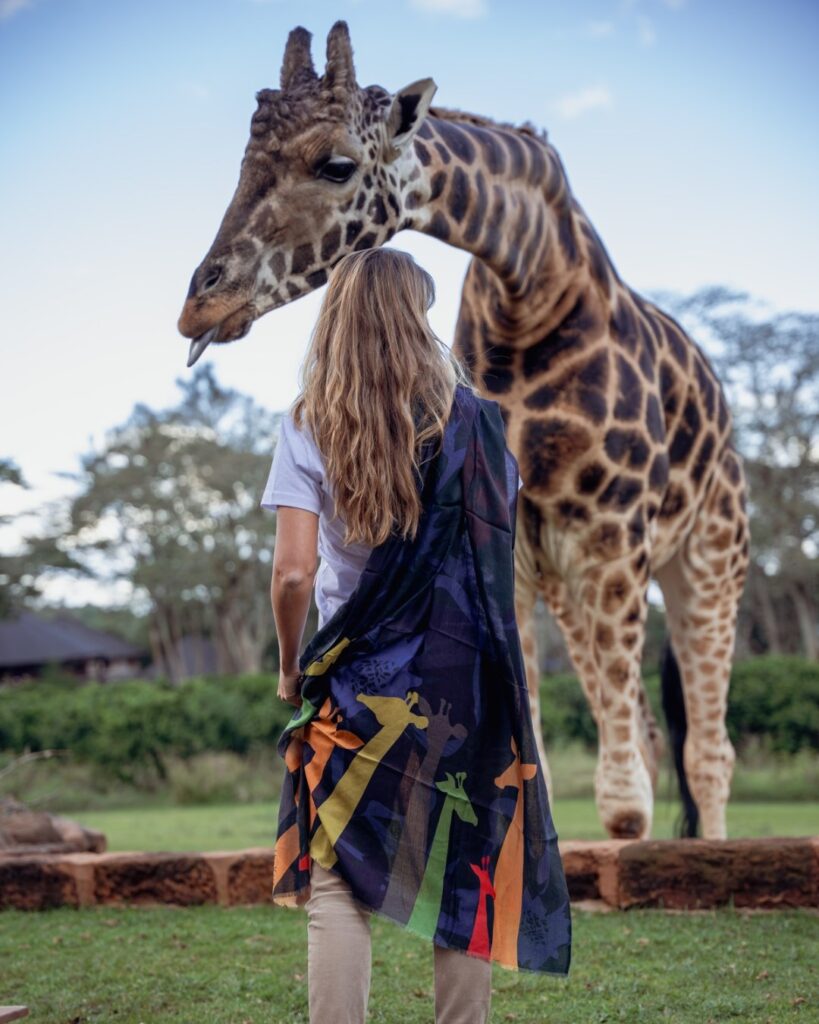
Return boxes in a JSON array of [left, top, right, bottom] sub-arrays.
[[277, 667, 304, 708]]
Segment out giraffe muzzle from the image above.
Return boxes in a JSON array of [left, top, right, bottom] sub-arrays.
[[181, 303, 255, 366]]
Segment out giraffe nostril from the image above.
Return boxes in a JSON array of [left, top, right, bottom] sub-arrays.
[[201, 266, 223, 292]]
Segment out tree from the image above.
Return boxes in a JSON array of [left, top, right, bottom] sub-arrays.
[[55, 365, 283, 680], [653, 286, 818, 659], [0, 459, 89, 620]]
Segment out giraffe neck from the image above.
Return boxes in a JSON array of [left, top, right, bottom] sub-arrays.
[[407, 796, 456, 934], [467, 872, 492, 956], [404, 112, 587, 318], [430, 798, 455, 857]]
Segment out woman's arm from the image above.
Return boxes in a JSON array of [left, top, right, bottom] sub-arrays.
[[271, 506, 320, 705]]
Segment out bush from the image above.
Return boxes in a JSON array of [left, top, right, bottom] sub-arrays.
[[539, 656, 819, 756], [0, 674, 294, 785], [0, 657, 816, 788], [722, 656, 819, 755]]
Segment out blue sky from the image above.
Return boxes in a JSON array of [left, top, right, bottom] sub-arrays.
[[1, 0, 817, 594]]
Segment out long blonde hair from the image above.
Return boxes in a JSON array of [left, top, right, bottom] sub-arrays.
[[291, 247, 474, 546]]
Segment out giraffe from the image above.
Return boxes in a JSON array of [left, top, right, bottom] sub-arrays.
[[177, 21, 750, 840], [492, 734, 538, 967], [468, 855, 496, 958], [407, 770, 478, 936], [309, 690, 429, 868]]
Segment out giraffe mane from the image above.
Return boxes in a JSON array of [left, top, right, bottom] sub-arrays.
[[428, 104, 549, 145]]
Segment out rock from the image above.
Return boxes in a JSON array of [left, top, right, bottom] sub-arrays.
[[0, 797, 106, 854]]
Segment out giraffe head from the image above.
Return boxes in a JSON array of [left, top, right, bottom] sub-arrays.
[[178, 20, 437, 366], [469, 855, 496, 897], [437, 770, 479, 825]]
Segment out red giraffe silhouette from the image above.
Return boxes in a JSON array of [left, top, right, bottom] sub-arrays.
[[468, 855, 496, 958]]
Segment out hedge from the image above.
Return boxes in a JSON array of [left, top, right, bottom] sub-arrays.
[[0, 657, 816, 782]]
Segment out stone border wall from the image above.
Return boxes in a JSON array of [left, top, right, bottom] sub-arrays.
[[1, 837, 816, 912]]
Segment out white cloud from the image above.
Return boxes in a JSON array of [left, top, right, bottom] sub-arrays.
[[584, 0, 684, 48], [554, 85, 613, 120], [180, 80, 210, 101], [586, 19, 615, 37], [637, 15, 656, 45], [0, 0, 35, 20], [410, 0, 487, 18]]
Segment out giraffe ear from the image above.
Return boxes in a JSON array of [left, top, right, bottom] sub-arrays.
[[386, 77, 437, 158]]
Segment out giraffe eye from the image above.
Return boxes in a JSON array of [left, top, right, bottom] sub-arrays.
[[316, 157, 357, 184]]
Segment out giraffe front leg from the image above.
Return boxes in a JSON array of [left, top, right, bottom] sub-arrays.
[[513, 524, 552, 799], [577, 557, 655, 839]]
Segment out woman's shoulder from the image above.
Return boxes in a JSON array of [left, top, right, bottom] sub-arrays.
[[280, 407, 315, 441], [278, 410, 324, 469]]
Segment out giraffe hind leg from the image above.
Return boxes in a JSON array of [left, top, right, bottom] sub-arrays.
[[654, 456, 749, 840]]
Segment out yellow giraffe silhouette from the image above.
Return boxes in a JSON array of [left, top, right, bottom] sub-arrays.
[[310, 691, 429, 868]]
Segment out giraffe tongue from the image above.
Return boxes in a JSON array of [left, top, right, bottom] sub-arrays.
[[186, 327, 218, 368]]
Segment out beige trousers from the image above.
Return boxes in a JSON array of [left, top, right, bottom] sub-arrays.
[[306, 860, 492, 1024]]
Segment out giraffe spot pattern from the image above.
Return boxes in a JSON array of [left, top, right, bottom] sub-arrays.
[[448, 166, 470, 223], [668, 394, 702, 465], [463, 172, 488, 244], [522, 418, 593, 493], [597, 475, 643, 511], [604, 428, 650, 469], [291, 243, 314, 275], [522, 294, 601, 380], [613, 355, 643, 421], [577, 462, 607, 495], [320, 225, 342, 262], [345, 220, 363, 245], [436, 119, 476, 164]]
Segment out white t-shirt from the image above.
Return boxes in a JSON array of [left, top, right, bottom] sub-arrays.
[[260, 412, 374, 629], [260, 410, 523, 629]]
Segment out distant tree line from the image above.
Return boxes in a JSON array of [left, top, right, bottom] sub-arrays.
[[0, 287, 816, 670], [0, 367, 311, 681], [1, 657, 816, 786]]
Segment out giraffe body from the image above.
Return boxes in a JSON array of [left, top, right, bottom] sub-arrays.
[[178, 21, 750, 840]]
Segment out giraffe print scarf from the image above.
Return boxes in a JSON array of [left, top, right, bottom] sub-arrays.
[[271, 383, 572, 976]]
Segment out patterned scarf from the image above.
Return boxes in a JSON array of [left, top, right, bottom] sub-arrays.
[[272, 383, 572, 975]]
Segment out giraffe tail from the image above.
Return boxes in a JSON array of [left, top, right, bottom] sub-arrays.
[[659, 639, 700, 838]]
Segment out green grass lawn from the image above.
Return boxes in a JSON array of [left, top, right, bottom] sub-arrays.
[[5, 757, 818, 1022], [1, 900, 815, 1023], [73, 798, 819, 854]]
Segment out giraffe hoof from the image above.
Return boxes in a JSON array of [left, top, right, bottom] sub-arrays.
[[607, 811, 648, 839]]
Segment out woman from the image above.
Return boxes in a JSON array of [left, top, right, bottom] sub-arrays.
[[261, 247, 571, 1024]]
